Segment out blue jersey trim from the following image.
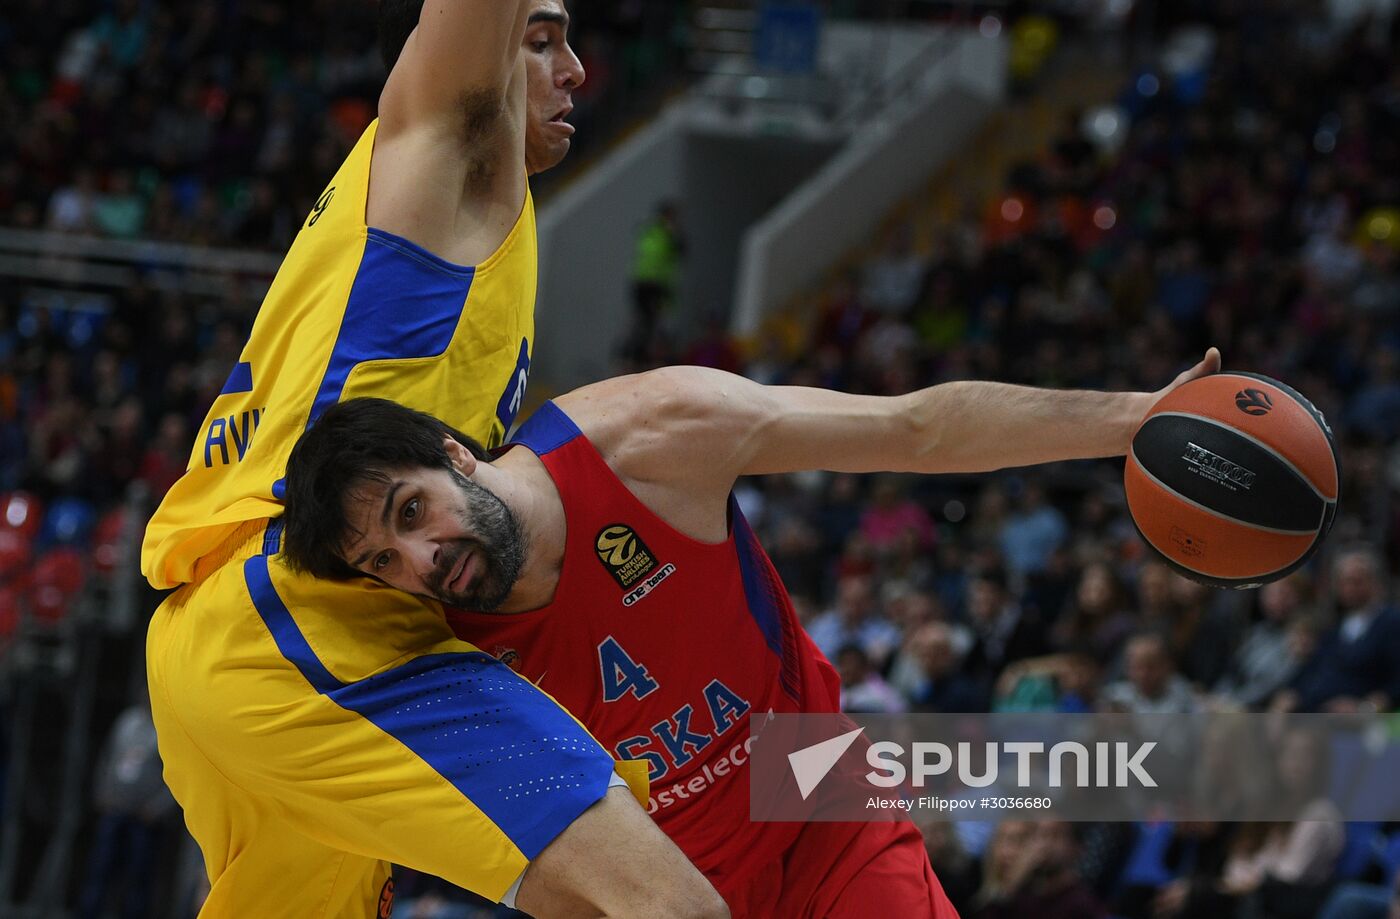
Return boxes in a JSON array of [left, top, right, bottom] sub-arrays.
[[220, 361, 254, 395], [242, 555, 615, 859], [494, 338, 532, 434], [732, 500, 801, 702], [305, 233, 475, 428], [509, 402, 582, 456], [243, 555, 344, 694], [365, 227, 476, 278]]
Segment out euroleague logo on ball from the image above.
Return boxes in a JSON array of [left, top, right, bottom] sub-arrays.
[[1234, 388, 1274, 416]]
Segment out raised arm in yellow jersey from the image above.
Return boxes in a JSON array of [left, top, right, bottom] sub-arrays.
[[141, 3, 727, 916]]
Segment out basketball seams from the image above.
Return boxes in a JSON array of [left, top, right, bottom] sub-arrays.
[[1126, 459, 1319, 587], [1145, 411, 1337, 503], [1127, 449, 1318, 536]]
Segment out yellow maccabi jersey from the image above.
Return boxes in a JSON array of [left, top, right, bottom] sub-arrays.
[[142, 119, 536, 590], [140, 122, 640, 915]]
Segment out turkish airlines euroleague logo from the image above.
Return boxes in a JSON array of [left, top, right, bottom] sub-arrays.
[[596, 524, 658, 588], [378, 878, 394, 918], [1234, 388, 1274, 416]]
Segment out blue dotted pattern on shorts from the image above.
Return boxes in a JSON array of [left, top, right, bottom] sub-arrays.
[[244, 554, 614, 858], [330, 651, 615, 859]]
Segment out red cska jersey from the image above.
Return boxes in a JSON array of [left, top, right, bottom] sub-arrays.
[[446, 402, 843, 901]]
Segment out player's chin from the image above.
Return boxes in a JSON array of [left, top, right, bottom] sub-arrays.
[[442, 581, 507, 615], [542, 137, 571, 170]]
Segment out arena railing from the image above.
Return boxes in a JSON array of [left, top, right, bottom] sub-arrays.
[[0, 226, 282, 301]]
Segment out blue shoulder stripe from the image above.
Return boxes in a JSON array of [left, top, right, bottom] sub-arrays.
[[305, 230, 475, 429], [509, 402, 582, 456], [220, 361, 254, 395], [731, 499, 801, 702], [243, 555, 343, 694]]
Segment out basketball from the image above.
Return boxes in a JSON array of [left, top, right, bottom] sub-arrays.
[[1125, 372, 1340, 589]]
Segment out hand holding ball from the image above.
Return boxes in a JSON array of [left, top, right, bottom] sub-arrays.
[[1125, 371, 1339, 588]]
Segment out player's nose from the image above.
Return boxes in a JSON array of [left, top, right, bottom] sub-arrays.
[[405, 538, 440, 586], [560, 46, 584, 89]]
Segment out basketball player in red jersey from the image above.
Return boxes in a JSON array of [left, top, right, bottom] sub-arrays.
[[280, 349, 1220, 916]]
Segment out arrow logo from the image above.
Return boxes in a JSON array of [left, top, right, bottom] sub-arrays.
[[787, 727, 865, 800]]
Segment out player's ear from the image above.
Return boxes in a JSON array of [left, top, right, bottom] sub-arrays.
[[443, 436, 478, 475]]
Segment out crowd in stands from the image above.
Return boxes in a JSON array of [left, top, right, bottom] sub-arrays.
[[0, 0, 688, 249], [2, 0, 1399, 916]]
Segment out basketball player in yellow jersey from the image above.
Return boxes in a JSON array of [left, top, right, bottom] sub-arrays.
[[141, 2, 727, 917]]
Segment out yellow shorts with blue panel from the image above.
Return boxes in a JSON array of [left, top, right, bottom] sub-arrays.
[[149, 520, 635, 917]]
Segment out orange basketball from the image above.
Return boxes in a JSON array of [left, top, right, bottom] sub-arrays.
[[1124, 372, 1340, 588]]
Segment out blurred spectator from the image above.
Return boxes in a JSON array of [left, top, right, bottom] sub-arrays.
[[138, 411, 191, 500], [993, 651, 1100, 713], [1275, 545, 1400, 713], [918, 819, 980, 910], [1050, 561, 1135, 662], [887, 590, 972, 697], [45, 167, 97, 233], [1164, 574, 1242, 690], [963, 567, 1048, 684], [805, 572, 901, 669], [1112, 821, 1234, 919], [903, 622, 987, 712], [836, 643, 906, 714], [1218, 729, 1344, 919], [1304, 221, 1365, 292], [861, 221, 928, 316], [969, 821, 1108, 919], [92, 168, 145, 238], [999, 480, 1068, 581], [628, 201, 684, 358], [1101, 632, 1198, 714], [815, 473, 864, 558], [78, 693, 178, 919], [1345, 347, 1400, 441], [1213, 575, 1318, 708], [970, 820, 1034, 912], [859, 475, 937, 558]]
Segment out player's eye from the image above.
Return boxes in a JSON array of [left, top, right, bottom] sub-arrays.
[[373, 551, 392, 571], [402, 498, 419, 523], [531, 39, 550, 52]]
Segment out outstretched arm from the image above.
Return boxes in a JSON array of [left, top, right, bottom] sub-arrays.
[[562, 350, 1221, 495]]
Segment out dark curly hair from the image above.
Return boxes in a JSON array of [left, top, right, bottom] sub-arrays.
[[281, 397, 488, 580]]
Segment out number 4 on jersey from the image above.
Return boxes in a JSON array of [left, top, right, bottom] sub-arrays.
[[598, 636, 659, 702]]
